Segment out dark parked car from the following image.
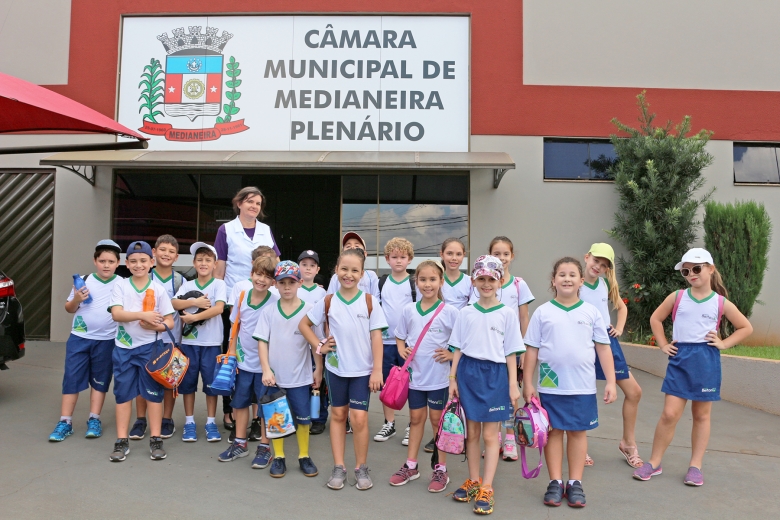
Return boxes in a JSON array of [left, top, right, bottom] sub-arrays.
[[0, 271, 25, 369]]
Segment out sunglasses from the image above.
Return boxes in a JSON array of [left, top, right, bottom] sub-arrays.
[[680, 264, 707, 277], [474, 260, 502, 271]]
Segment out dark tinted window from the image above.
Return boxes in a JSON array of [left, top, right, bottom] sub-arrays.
[[733, 144, 780, 184], [544, 139, 617, 180]]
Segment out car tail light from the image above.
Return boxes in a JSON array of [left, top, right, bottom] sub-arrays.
[[18, 343, 24, 350], [0, 277, 15, 298]]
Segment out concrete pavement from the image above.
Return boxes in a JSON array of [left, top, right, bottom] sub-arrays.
[[0, 342, 778, 519]]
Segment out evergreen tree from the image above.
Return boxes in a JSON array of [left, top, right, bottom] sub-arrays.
[[704, 200, 772, 335], [608, 92, 714, 341]]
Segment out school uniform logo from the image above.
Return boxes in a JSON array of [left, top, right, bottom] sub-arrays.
[[539, 362, 559, 388], [590, 418, 599, 426], [138, 26, 249, 142], [701, 387, 717, 392], [490, 326, 505, 336], [117, 326, 133, 347], [73, 316, 88, 333], [702, 313, 717, 322]]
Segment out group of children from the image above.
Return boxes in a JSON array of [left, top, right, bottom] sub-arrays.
[[51, 226, 753, 515]]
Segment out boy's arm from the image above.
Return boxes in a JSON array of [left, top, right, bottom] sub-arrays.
[[171, 298, 190, 310], [111, 306, 161, 324], [193, 300, 224, 321], [258, 339, 276, 386]]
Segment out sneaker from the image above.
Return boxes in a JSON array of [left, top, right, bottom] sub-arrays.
[[149, 436, 167, 460], [428, 466, 450, 493], [299, 456, 319, 477], [310, 422, 326, 435], [109, 438, 130, 462], [346, 416, 352, 434], [205, 422, 222, 442], [181, 422, 197, 442], [248, 418, 262, 441], [128, 418, 147, 440], [218, 441, 248, 462], [565, 481, 586, 507], [85, 418, 102, 439], [160, 418, 175, 439], [355, 464, 373, 490], [543, 480, 564, 507], [684, 466, 704, 486], [473, 487, 495, 515], [502, 439, 518, 461], [633, 462, 663, 481], [453, 478, 481, 502], [49, 420, 73, 442], [389, 464, 420, 486], [424, 437, 435, 453], [402, 424, 410, 446], [374, 420, 396, 442], [327, 465, 347, 490], [251, 445, 272, 469], [270, 457, 287, 478]]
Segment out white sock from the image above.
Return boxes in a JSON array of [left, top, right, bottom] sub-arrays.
[[206, 417, 216, 425], [60, 416, 72, 424], [551, 479, 563, 485], [89, 413, 100, 420], [185, 415, 195, 425], [568, 479, 580, 486]]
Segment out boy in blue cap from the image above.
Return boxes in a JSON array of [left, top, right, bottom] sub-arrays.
[[49, 239, 123, 442], [108, 241, 175, 462]]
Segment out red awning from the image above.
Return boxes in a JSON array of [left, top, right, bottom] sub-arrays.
[[0, 72, 146, 140]]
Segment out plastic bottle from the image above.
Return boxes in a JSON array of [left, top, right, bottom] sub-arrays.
[[72, 274, 93, 304], [142, 289, 155, 312], [310, 389, 320, 420]]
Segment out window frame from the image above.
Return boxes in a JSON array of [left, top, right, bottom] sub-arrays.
[[733, 142, 780, 186], [542, 137, 618, 182]]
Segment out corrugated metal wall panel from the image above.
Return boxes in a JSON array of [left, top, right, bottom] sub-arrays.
[[0, 171, 55, 339]]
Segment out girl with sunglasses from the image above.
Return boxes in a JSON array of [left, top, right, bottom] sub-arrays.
[[634, 248, 752, 486]]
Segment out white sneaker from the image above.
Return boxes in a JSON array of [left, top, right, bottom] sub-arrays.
[[401, 424, 410, 446], [373, 420, 396, 442]]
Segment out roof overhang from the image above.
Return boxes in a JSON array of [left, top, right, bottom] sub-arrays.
[[40, 150, 515, 188]]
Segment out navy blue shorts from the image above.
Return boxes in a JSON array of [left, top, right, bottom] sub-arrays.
[[178, 344, 220, 396], [325, 370, 370, 411], [596, 333, 631, 381], [112, 342, 165, 404], [408, 387, 448, 410], [661, 342, 721, 401], [456, 355, 512, 423], [539, 393, 599, 431], [382, 343, 403, 382], [281, 384, 312, 425], [62, 335, 114, 394], [232, 368, 268, 412]]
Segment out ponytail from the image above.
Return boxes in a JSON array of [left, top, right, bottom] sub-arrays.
[[605, 266, 622, 310], [710, 266, 729, 298]]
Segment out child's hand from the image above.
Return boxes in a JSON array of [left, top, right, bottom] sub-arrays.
[[193, 296, 211, 309], [369, 369, 383, 392], [660, 341, 678, 356], [180, 312, 198, 324], [140, 311, 162, 324], [609, 326, 623, 337], [433, 348, 454, 363], [312, 369, 322, 389], [448, 379, 459, 400], [522, 384, 536, 405], [509, 383, 522, 411], [604, 382, 617, 404], [705, 330, 726, 350], [262, 371, 276, 387], [139, 320, 160, 331], [73, 285, 90, 303], [398, 345, 412, 360], [318, 336, 336, 354]]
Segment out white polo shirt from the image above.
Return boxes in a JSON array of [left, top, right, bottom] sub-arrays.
[[380, 275, 415, 345], [524, 300, 610, 395], [394, 301, 460, 391], [580, 277, 612, 327], [109, 278, 175, 349], [174, 277, 227, 346], [447, 303, 525, 363], [68, 273, 122, 340], [307, 291, 388, 377], [253, 300, 314, 388], [228, 278, 278, 308], [672, 289, 724, 344], [230, 289, 278, 373], [441, 272, 471, 310]]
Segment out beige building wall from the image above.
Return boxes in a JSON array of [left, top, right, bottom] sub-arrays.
[[470, 135, 780, 344]]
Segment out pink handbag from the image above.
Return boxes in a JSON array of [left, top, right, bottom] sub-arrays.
[[379, 303, 445, 410]]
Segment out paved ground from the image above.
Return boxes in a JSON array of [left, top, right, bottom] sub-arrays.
[[1, 342, 778, 519]]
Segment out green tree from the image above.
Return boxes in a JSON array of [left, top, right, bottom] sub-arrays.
[[608, 92, 714, 341], [704, 200, 772, 335]]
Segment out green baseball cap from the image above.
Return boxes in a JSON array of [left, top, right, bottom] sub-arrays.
[[588, 243, 615, 267]]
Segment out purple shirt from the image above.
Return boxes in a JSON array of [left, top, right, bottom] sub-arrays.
[[214, 223, 280, 261]]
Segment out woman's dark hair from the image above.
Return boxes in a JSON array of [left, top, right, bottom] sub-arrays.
[[232, 186, 266, 218]]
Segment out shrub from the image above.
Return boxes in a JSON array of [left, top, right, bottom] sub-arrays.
[[608, 92, 714, 342], [704, 200, 772, 334]]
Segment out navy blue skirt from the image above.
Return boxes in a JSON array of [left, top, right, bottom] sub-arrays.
[[661, 342, 721, 401], [539, 393, 599, 431], [456, 355, 513, 423], [595, 333, 630, 381]]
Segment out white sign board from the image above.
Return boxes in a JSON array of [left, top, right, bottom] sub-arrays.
[[117, 16, 469, 152]]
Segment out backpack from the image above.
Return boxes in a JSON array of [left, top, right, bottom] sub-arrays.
[[149, 269, 184, 295], [435, 397, 467, 456], [378, 274, 416, 303], [513, 396, 551, 479], [672, 290, 725, 330]]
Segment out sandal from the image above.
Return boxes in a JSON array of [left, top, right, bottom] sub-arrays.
[[618, 443, 643, 468], [584, 454, 594, 467]]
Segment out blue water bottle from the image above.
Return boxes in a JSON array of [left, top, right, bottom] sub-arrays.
[[310, 389, 320, 420], [72, 274, 93, 304]]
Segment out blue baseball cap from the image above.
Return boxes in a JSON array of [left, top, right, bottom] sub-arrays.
[[274, 260, 301, 282], [95, 239, 121, 254], [126, 241, 154, 259]]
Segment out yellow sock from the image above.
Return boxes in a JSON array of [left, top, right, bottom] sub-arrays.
[[272, 437, 285, 459], [296, 424, 310, 459]]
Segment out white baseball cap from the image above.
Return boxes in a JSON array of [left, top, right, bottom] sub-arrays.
[[674, 248, 713, 271], [190, 241, 218, 260]]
